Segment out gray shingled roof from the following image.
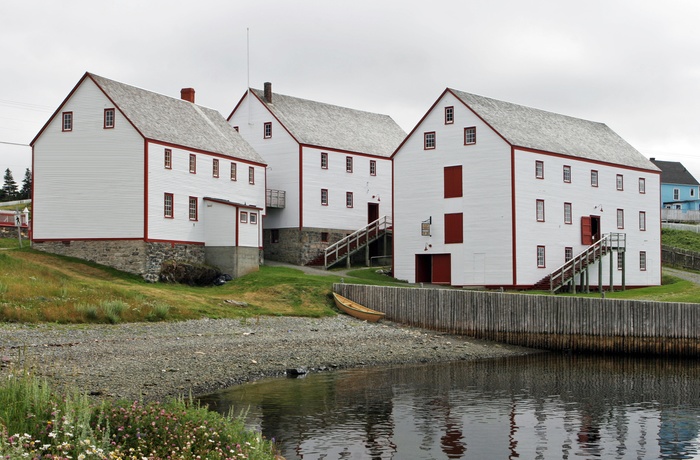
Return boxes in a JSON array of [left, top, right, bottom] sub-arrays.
[[89, 73, 264, 164], [650, 159, 700, 185], [450, 89, 659, 171], [250, 88, 406, 157]]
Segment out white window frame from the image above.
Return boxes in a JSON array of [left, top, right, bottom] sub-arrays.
[[464, 126, 476, 145], [616, 174, 624, 191], [536, 199, 545, 222], [346, 191, 354, 208], [640, 251, 647, 271], [639, 211, 646, 231], [321, 188, 328, 206], [537, 246, 546, 268], [617, 209, 625, 229], [424, 132, 436, 150], [188, 196, 198, 221], [673, 188, 680, 200], [638, 177, 645, 194], [370, 160, 376, 176], [591, 170, 598, 187], [563, 165, 571, 183], [564, 202, 572, 224], [346, 156, 353, 173]]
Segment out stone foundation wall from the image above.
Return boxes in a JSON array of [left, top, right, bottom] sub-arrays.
[[32, 239, 205, 282], [263, 227, 352, 265]]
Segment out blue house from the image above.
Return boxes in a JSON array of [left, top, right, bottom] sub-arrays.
[[650, 158, 700, 210]]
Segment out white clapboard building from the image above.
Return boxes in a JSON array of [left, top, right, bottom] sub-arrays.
[[228, 83, 405, 265], [392, 88, 661, 289], [31, 72, 267, 280]]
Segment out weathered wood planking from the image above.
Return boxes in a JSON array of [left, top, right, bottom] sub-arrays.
[[333, 284, 700, 356]]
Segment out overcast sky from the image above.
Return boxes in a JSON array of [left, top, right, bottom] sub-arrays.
[[2, 0, 700, 182]]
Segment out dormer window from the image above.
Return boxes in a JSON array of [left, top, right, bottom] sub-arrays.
[[104, 108, 115, 129], [62, 112, 73, 132]]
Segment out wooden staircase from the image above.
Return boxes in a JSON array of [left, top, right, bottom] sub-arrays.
[[306, 216, 392, 269], [533, 233, 626, 293]]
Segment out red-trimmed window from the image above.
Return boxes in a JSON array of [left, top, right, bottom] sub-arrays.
[[617, 209, 625, 229], [564, 202, 572, 224], [639, 251, 647, 271], [464, 127, 476, 145], [424, 132, 436, 150], [263, 122, 272, 139], [639, 177, 646, 194], [617, 252, 624, 270], [321, 152, 328, 169], [537, 246, 546, 268], [444, 165, 463, 198], [346, 192, 354, 208], [565, 247, 573, 262], [189, 154, 196, 174], [321, 189, 328, 206], [164, 193, 174, 218], [616, 174, 624, 191], [639, 211, 646, 231], [536, 199, 545, 222], [62, 112, 73, 132], [445, 106, 454, 124], [250, 212, 257, 224], [346, 156, 353, 173], [240, 211, 248, 223], [188, 197, 198, 221], [248, 166, 255, 184], [444, 213, 463, 244], [164, 149, 172, 169], [104, 108, 115, 129], [535, 160, 544, 179], [212, 159, 219, 178], [370, 160, 376, 176], [230, 162, 237, 181], [591, 170, 599, 187], [563, 165, 571, 183]]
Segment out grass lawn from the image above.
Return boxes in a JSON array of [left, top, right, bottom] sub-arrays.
[[0, 246, 403, 323], [661, 228, 700, 252]]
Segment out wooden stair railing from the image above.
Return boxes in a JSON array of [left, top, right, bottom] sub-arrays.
[[319, 216, 391, 269]]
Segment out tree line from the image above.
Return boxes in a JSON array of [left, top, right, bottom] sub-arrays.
[[1, 168, 31, 201]]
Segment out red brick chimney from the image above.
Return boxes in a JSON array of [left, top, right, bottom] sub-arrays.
[[180, 88, 195, 103], [264, 82, 272, 103]]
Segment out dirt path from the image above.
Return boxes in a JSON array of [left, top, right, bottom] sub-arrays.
[[664, 267, 700, 285]]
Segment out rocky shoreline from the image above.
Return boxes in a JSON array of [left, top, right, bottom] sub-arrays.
[[0, 315, 538, 402]]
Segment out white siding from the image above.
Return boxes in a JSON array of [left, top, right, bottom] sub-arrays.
[[204, 200, 237, 246], [393, 92, 514, 285], [146, 143, 265, 244], [33, 78, 144, 239], [513, 150, 661, 286], [302, 146, 391, 230], [229, 94, 300, 229]]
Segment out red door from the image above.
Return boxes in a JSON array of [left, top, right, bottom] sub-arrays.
[[432, 254, 452, 285], [368, 203, 379, 224], [581, 216, 592, 245]]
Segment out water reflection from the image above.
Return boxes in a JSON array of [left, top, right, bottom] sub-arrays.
[[199, 354, 700, 459]]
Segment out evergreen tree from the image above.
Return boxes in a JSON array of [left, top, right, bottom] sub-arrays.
[[2, 168, 18, 201], [20, 168, 32, 199]]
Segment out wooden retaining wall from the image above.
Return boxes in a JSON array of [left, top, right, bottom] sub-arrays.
[[333, 284, 700, 356]]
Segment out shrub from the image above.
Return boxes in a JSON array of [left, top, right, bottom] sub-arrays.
[[0, 371, 280, 459], [99, 300, 128, 324], [159, 260, 222, 286], [147, 302, 171, 321]]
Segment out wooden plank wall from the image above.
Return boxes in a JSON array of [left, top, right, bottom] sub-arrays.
[[333, 284, 700, 356]]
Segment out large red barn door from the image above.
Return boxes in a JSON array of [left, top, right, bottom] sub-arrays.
[[432, 254, 452, 285]]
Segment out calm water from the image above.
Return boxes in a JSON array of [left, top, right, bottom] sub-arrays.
[[199, 354, 700, 459]]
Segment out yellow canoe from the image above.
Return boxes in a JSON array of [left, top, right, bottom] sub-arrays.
[[332, 292, 385, 322]]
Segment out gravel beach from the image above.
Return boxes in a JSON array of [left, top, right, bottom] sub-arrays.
[[0, 315, 537, 402]]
